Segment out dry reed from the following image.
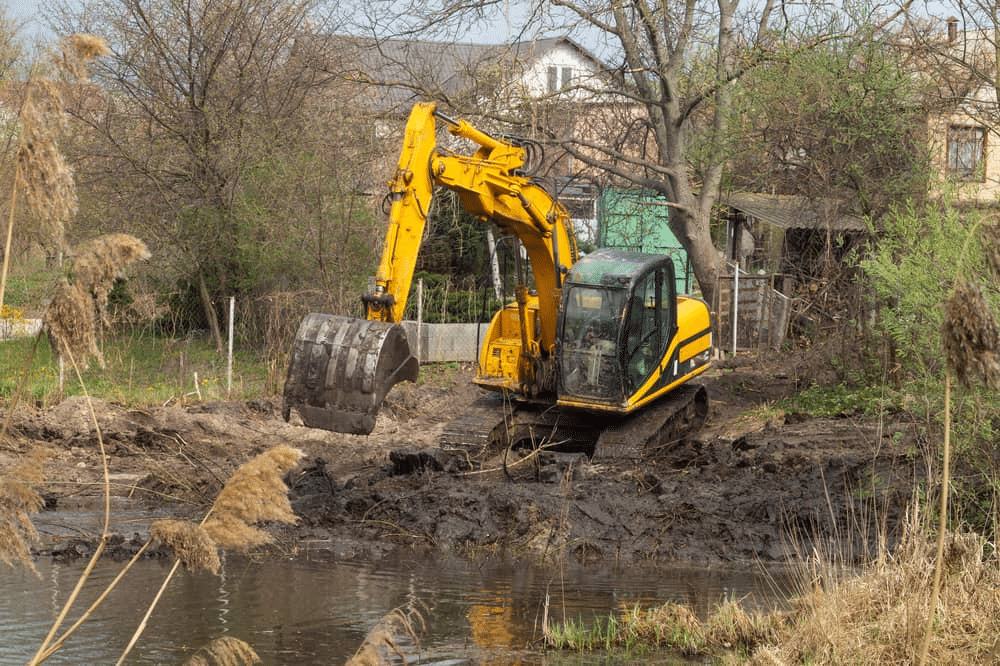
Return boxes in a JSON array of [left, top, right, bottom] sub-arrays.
[[149, 519, 221, 574], [42, 233, 150, 370], [115, 445, 304, 665], [44, 278, 102, 368], [704, 597, 780, 653], [13, 35, 108, 254], [59, 34, 110, 81], [636, 602, 704, 653], [0, 447, 48, 571], [982, 221, 1000, 282], [147, 446, 304, 573], [942, 280, 1000, 389], [202, 444, 303, 549], [16, 80, 75, 254], [70, 233, 151, 327], [345, 606, 425, 666], [181, 636, 261, 666]]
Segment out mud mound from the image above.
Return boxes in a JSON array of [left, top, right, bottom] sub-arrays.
[[12, 354, 923, 566], [292, 413, 919, 565]]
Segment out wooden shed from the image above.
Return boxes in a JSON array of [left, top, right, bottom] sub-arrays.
[[719, 192, 868, 293], [716, 193, 869, 350]]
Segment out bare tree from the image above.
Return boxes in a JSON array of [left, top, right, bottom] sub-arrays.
[[44, 0, 380, 345]]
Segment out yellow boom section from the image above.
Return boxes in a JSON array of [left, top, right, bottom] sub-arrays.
[[366, 102, 578, 356]]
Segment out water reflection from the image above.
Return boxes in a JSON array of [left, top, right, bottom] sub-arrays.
[[0, 551, 790, 664]]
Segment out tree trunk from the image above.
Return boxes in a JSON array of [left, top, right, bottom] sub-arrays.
[[199, 273, 224, 353]]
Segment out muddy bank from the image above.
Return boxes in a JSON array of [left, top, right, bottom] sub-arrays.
[[9, 352, 923, 567]]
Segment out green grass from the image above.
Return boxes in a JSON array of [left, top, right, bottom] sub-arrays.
[[0, 332, 274, 407], [777, 381, 901, 418], [415, 360, 467, 387], [1, 260, 61, 316], [545, 603, 707, 657]]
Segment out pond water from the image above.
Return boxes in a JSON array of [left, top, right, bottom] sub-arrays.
[[0, 551, 793, 665]]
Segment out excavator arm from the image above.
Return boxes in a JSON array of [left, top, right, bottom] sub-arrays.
[[283, 102, 579, 434], [365, 103, 577, 339]]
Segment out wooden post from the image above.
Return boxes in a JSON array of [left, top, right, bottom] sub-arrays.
[[416, 277, 423, 363], [226, 296, 234, 395]]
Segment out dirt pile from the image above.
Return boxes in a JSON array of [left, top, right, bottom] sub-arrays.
[[8, 350, 923, 566]]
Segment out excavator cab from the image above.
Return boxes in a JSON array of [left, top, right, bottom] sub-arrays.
[[557, 248, 710, 412]]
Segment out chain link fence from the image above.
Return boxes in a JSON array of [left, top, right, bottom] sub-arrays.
[[400, 321, 490, 363]]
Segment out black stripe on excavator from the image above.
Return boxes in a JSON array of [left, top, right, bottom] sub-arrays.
[[642, 329, 712, 395]]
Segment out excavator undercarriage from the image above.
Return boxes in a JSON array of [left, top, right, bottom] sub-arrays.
[[439, 383, 708, 464]]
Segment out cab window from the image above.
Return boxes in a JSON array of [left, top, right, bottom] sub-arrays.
[[623, 268, 674, 391], [559, 286, 625, 400]]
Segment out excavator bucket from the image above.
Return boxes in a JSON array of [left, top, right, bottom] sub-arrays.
[[282, 313, 419, 435]]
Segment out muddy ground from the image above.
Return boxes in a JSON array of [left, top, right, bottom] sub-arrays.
[[7, 346, 925, 567]]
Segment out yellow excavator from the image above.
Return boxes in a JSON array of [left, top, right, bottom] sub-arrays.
[[283, 102, 713, 457]]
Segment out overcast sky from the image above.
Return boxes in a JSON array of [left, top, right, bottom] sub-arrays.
[[7, 0, 53, 42]]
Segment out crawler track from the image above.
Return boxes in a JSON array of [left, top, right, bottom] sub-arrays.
[[438, 384, 708, 464]]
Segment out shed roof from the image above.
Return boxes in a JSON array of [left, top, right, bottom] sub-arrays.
[[721, 193, 868, 232]]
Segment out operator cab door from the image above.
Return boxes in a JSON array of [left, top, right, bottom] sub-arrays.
[[623, 262, 676, 396]]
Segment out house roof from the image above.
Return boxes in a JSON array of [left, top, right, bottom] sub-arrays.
[[720, 192, 868, 232], [508, 36, 607, 73]]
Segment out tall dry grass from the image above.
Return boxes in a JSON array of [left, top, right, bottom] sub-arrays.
[[911, 218, 1000, 665], [71, 233, 151, 328], [1, 34, 116, 575], [744, 220, 1000, 665], [743, 518, 1000, 664], [5, 34, 108, 302], [15, 75, 76, 256], [0, 447, 48, 572], [543, 515, 999, 664], [43, 233, 151, 370]]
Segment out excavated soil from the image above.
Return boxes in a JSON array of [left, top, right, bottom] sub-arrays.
[[6, 346, 925, 566]]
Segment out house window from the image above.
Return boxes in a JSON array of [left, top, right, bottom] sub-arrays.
[[547, 65, 574, 92], [947, 125, 987, 181], [561, 66, 573, 88]]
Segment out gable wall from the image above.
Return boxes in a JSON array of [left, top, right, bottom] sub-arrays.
[[928, 109, 1000, 203], [519, 44, 606, 100]]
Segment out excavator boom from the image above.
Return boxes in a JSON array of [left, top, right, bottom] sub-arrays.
[[283, 102, 578, 434]]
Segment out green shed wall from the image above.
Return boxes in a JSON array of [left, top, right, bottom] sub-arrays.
[[597, 189, 693, 295]]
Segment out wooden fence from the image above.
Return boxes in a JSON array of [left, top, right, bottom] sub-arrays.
[[714, 267, 792, 353]]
